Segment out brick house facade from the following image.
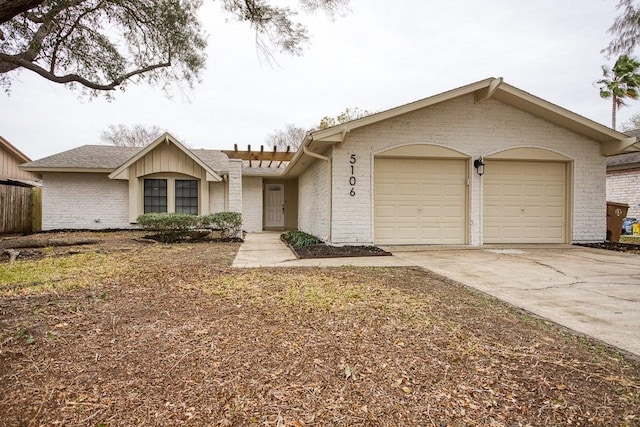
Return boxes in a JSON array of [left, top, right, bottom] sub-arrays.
[[21, 78, 639, 244]]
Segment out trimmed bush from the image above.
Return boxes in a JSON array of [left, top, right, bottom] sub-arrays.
[[136, 212, 242, 242], [200, 212, 242, 239], [282, 230, 323, 248], [137, 213, 199, 230]]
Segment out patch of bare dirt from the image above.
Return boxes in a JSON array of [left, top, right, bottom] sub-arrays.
[[0, 232, 638, 426], [0, 231, 147, 263]]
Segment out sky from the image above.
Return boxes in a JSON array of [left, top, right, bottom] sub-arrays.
[[0, 0, 632, 160]]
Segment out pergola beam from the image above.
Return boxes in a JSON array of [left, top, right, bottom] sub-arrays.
[[222, 144, 295, 162]]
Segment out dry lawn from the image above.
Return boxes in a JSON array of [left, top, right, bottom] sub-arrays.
[[0, 232, 639, 426]]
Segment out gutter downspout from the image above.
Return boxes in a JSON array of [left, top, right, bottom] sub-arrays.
[[303, 143, 332, 242]]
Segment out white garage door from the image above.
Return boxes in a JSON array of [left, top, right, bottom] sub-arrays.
[[483, 161, 567, 244], [374, 158, 467, 244]]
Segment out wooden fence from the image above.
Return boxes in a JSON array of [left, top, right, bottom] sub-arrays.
[[0, 184, 42, 233]]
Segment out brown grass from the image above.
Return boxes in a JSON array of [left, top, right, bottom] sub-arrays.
[[0, 232, 638, 426]]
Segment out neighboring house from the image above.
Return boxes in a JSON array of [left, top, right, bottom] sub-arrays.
[[21, 78, 639, 244], [606, 129, 640, 219], [1, 136, 42, 233], [0, 136, 41, 184]]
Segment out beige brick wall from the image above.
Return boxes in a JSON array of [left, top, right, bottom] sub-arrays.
[[42, 172, 130, 230], [298, 154, 331, 240], [607, 168, 640, 219], [322, 94, 604, 244], [242, 177, 263, 232], [227, 160, 242, 213], [208, 181, 225, 213]]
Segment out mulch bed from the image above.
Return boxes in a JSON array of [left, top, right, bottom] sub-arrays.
[[576, 241, 640, 254], [291, 244, 392, 259], [0, 231, 639, 425], [281, 234, 391, 259]]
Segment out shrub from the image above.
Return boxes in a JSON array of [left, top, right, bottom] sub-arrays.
[[136, 212, 243, 242], [282, 230, 323, 248], [199, 212, 242, 239], [136, 213, 202, 243]]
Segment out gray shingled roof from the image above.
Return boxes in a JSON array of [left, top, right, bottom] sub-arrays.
[[607, 152, 640, 168], [191, 149, 231, 173], [23, 145, 231, 173], [20, 144, 286, 177], [22, 145, 143, 169]]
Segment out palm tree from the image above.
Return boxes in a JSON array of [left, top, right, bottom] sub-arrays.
[[598, 54, 640, 129]]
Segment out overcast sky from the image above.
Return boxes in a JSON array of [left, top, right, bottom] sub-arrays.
[[0, 0, 631, 160]]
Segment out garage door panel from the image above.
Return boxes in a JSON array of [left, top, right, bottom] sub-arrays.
[[483, 160, 567, 244], [374, 158, 466, 245]]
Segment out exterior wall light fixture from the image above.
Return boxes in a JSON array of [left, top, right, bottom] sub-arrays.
[[474, 157, 485, 176]]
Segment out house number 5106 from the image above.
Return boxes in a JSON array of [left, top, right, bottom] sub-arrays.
[[349, 154, 357, 196]]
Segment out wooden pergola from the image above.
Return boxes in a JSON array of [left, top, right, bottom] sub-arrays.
[[222, 144, 294, 167]]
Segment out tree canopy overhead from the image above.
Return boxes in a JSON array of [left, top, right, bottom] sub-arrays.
[[0, 0, 349, 96], [605, 0, 640, 56]]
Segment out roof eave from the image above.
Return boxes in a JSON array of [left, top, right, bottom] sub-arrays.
[[20, 167, 114, 173]]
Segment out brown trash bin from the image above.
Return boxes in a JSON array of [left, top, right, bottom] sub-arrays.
[[606, 201, 629, 242]]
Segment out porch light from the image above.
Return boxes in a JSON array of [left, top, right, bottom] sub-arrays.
[[474, 157, 485, 176]]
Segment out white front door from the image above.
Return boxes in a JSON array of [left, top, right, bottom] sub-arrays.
[[265, 184, 285, 228]]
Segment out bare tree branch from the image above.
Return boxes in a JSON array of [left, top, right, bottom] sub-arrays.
[[0, 0, 43, 24], [0, 0, 348, 95], [0, 52, 170, 90]]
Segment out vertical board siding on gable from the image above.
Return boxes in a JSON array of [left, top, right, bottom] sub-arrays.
[[330, 94, 604, 244], [298, 156, 330, 241], [42, 173, 129, 230], [242, 177, 263, 232], [135, 142, 205, 179], [607, 167, 640, 219]]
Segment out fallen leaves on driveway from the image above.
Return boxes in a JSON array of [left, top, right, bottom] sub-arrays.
[[0, 232, 638, 426]]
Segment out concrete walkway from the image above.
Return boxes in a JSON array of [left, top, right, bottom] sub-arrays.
[[232, 232, 410, 268], [233, 233, 640, 357]]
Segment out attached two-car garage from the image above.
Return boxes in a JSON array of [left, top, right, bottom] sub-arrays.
[[290, 78, 630, 246], [373, 152, 570, 245]]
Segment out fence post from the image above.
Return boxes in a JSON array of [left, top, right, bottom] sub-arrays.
[[31, 187, 42, 232]]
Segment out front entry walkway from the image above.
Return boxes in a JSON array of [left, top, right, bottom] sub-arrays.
[[232, 232, 298, 267], [232, 232, 411, 268]]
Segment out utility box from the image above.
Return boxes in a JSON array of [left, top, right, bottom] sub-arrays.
[[606, 201, 629, 242]]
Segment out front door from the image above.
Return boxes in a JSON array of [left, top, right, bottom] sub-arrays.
[[265, 184, 285, 228]]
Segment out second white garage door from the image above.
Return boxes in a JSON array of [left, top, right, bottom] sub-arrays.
[[374, 158, 467, 244], [483, 160, 567, 244]]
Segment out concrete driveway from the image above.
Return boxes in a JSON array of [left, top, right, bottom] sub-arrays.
[[389, 246, 640, 357]]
